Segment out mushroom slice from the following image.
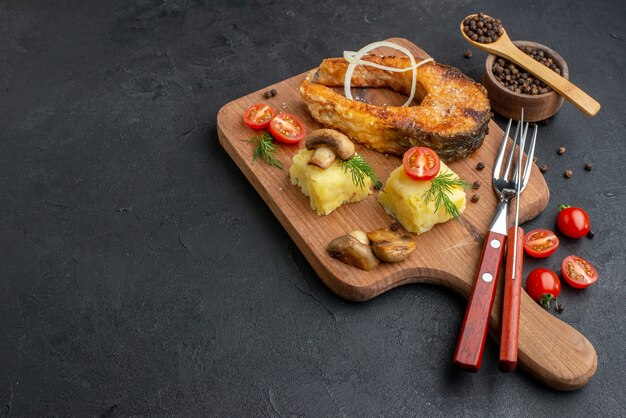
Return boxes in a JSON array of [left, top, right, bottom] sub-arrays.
[[306, 129, 356, 169], [327, 234, 379, 271], [348, 230, 370, 245], [367, 228, 416, 263], [308, 146, 336, 169]]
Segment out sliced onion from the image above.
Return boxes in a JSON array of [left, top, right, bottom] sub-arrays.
[[342, 41, 433, 107]]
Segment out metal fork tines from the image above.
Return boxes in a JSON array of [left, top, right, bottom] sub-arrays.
[[453, 110, 538, 372], [491, 113, 538, 236]]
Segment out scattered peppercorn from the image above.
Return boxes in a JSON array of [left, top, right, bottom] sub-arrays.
[[533, 157, 538, 164], [462, 13, 504, 44], [539, 164, 548, 173], [555, 303, 564, 314], [491, 46, 561, 94], [587, 230, 595, 239], [557, 146, 566, 155], [564, 169, 573, 178], [584, 162, 593, 171], [472, 181, 481, 189], [476, 161, 485, 170], [263, 90, 272, 99], [471, 194, 480, 203], [390, 221, 400, 231], [270, 88, 277, 97], [463, 49, 473, 58]]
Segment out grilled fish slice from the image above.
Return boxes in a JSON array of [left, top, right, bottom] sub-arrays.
[[300, 55, 491, 162]]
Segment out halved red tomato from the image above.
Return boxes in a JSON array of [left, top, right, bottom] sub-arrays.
[[522, 229, 559, 258], [561, 255, 598, 289], [243, 103, 276, 130], [402, 147, 441, 181], [269, 113, 306, 144]]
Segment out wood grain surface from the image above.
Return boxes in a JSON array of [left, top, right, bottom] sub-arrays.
[[216, 38, 596, 391]]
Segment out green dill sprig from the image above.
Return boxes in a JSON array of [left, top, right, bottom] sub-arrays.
[[340, 154, 382, 190], [245, 132, 284, 170], [422, 170, 468, 219]]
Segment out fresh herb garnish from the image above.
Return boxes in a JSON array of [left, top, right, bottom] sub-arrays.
[[422, 170, 468, 219], [245, 132, 284, 170], [340, 154, 382, 190]]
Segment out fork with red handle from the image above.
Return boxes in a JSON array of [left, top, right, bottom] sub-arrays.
[[453, 111, 537, 372]]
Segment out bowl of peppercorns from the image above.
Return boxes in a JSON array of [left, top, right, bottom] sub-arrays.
[[482, 40, 569, 122]]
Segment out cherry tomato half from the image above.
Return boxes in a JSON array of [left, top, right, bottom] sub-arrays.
[[269, 113, 307, 144], [561, 255, 598, 289], [402, 147, 441, 181], [526, 268, 561, 309], [523, 229, 559, 258], [557, 205, 590, 238], [243, 103, 277, 130]]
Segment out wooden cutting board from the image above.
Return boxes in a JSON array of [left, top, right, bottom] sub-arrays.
[[216, 38, 596, 391]]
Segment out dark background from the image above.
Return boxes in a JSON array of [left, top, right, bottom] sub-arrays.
[[1, 0, 625, 416]]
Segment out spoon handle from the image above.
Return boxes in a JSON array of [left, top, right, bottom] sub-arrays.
[[498, 46, 600, 116]]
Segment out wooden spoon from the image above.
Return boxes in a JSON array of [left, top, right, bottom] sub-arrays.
[[460, 14, 601, 117]]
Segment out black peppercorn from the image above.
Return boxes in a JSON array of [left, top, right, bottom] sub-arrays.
[[462, 13, 503, 44], [558, 146, 566, 155], [472, 181, 481, 189], [270, 88, 277, 97], [584, 162, 593, 171], [539, 164, 548, 173], [587, 230, 595, 239], [476, 162, 485, 170], [463, 49, 473, 58], [564, 169, 573, 178], [263, 90, 272, 99], [471, 194, 480, 203], [490, 45, 561, 94]]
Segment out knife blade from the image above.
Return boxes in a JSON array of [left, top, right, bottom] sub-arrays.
[[498, 118, 528, 372]]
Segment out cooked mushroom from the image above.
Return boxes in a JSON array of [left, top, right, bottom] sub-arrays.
[[306, 129, 356, 169], [327, 234, 379, 271], [367, 228, 416, 263]]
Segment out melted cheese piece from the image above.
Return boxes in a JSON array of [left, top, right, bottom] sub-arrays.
[[290, 149, 372, 216], [378, 162, 466, 234]]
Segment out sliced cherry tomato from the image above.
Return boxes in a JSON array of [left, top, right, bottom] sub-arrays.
[[523, 229, 559, 258], [269, 113, 307, 144], [526, 268, 561, 310], [556, 204, 590, 238], [243, 103, 277, 130], [402, 147, 441, 181], [561, 255, 598, 289]]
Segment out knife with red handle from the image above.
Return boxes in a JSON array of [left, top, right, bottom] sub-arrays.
[[453, 113, 535, 372], [499, 226, 524, 372]]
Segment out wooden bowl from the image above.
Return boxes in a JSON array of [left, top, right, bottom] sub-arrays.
[[482, 40, 569, 122]]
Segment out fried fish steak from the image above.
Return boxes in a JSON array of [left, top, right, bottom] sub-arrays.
[[299, 55, 491, 162]]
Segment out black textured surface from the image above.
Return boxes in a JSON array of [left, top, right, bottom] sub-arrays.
[[1, 0, 625, 416]]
